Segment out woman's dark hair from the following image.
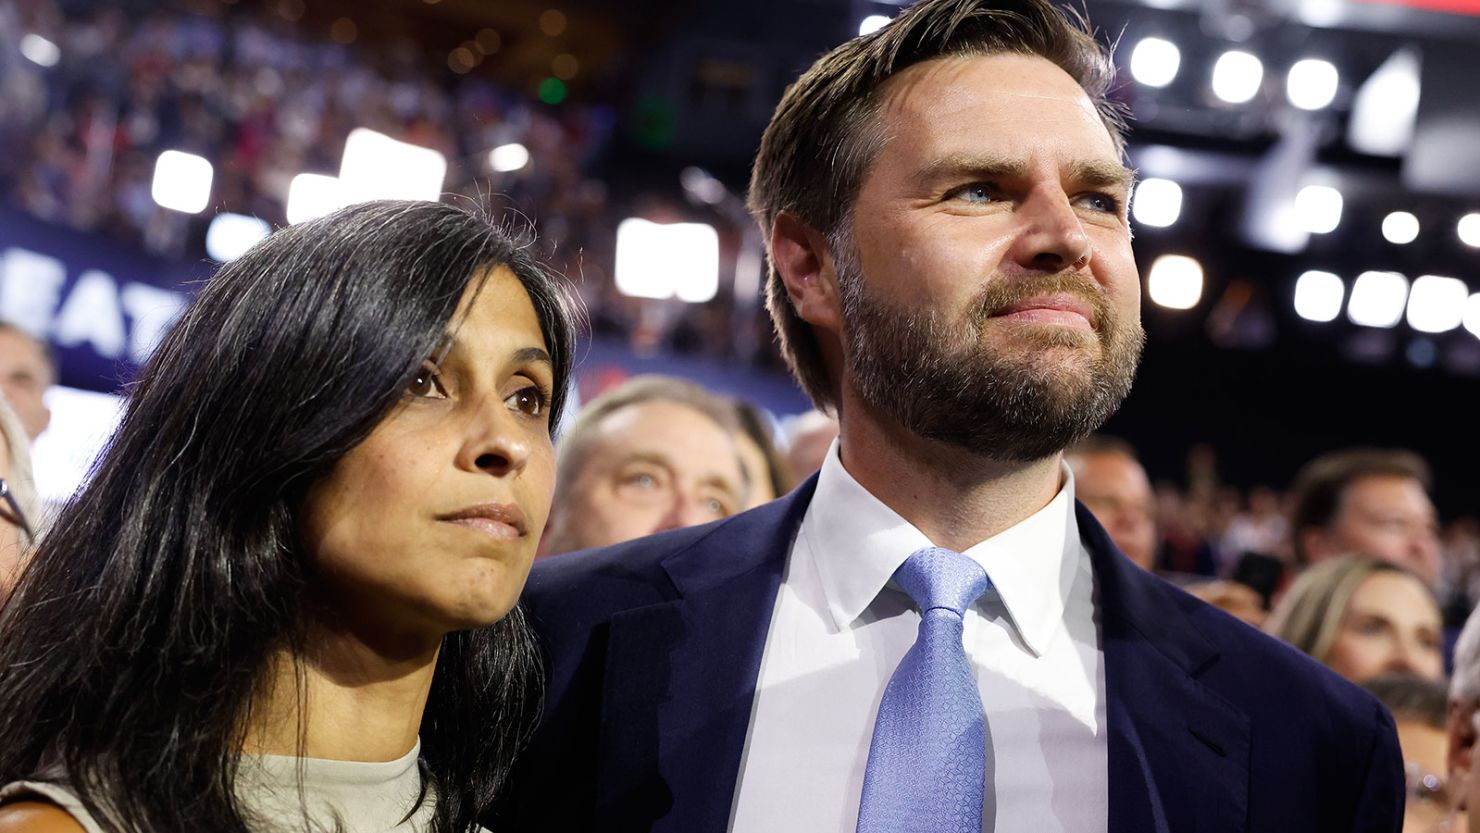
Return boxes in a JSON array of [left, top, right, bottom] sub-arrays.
[[0, 200, 579, 832]]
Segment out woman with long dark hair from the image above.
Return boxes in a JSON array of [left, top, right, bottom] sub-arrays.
[[0, 199, 577, 832]]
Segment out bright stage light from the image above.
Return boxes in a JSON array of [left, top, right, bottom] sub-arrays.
[[1347, 271, 1408, 328], [488, 143, 530, 173], [1295, 185, 1342, 234], [1349, 48, 1419, 156], [614, 219, 720, 303], [1131, 178, 1182, 228], [1286, 59, 1339, 110], [1406, 275, 1468, 334], [339, 128, 447, 203], [205, 213, 272, 262], [150, 150, 213, 214], [1459, 213, 1480, 248], [20, 34, 60, 67], [1212, 51, 1264, 104], [285, 173, 347, 224], [1294, 270, 1344, 323], [1382, 211, 1420, 245], [859, 15, 891, 36], [1464, 294, 1480, 339], [1130, 37, 1180, 88], [1147, 255, 1203, 310]]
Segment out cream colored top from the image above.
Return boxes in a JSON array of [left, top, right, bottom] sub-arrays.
[[0, 740, 485, 832]]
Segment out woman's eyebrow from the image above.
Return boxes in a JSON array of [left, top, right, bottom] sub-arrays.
[[512, 346, 553, 367]]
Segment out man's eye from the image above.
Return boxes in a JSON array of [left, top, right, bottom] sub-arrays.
[[1080, 192, 1122, 213], [948, 183, 997, 204], [506, 385, 548, 417], [407, 362, 448, 400]]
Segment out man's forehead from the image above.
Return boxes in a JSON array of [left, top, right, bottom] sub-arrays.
[[879, 53, 1100, 118], [872, 53, 1121, 169], [600, 399, 722, 434]]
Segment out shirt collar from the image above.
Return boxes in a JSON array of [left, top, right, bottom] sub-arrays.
[[801, 439, 1082, 657]]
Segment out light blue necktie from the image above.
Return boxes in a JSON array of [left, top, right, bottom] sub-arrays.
[[857, 546, 991, 833]]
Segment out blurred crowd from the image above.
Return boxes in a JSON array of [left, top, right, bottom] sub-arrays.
[[0, 0, 781, 370], [0, 0, 614, 265]]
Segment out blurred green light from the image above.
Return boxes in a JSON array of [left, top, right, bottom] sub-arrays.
[[538, 77, 567, 104]]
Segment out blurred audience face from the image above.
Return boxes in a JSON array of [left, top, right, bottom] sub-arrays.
[[1326, 570, 1444, 682], [1187, 580, 1267, 628], [1071, 450, 1157, 570], [543, 400, 746, 554], [0, 327, 53, 441], [1306, 474, 1442, 588]]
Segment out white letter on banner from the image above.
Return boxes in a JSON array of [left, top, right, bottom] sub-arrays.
[[53, 270, 127, 359], [120, 283, 187, 363], [0, 248, 67, 337]]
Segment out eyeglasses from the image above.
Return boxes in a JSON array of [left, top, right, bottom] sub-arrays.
[[0, 478, 33, 542]]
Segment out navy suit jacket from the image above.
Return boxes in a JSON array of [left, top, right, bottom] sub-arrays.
[[494, 477, 1403, 832]]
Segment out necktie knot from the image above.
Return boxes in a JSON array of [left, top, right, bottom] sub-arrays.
[[893, 546, 991, 618]]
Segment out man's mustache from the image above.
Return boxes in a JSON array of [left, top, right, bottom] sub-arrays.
[[970, 272, 1111, 330]]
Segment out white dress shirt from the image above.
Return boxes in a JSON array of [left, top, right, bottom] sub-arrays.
[[729, 441, 1107, 833]]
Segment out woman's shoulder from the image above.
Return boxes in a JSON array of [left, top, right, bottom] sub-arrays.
[[0, 802, 89, 833], [0, 779, 99, 833]]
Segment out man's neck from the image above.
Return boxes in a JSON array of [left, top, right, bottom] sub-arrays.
[[836, 398, 1065, 553]]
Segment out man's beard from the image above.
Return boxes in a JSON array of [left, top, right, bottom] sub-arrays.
[[836, 246, 1144, 463]]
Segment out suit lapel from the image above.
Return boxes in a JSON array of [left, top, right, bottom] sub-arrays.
[[594, 478, 818, 831], [1084, 504, 1251, 833]]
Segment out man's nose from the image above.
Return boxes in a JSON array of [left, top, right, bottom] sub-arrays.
[[652, 490, 705, 534], [1006, 187, 1092, 273]]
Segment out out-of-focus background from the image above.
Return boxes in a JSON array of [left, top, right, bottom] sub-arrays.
[[1, 0, 1478, 559]]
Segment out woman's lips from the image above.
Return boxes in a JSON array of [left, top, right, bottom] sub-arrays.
[[438, 502, 527, 540]]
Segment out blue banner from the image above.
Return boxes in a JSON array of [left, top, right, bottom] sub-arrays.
[[0, 206, 213, 393]]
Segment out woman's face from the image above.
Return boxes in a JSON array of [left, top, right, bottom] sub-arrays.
[[1325, 571, 1444, 683], [300, 266, 557, 638]]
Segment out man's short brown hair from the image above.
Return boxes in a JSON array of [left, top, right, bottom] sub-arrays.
[[747, 0, 1127, 411], [1287, 448, 1433, 563]]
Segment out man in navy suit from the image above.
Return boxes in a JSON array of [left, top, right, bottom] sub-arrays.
[[494, 0, 1403, 830]]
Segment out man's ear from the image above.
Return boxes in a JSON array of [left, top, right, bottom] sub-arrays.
[[770, 212, 842, 334], [1448, 698, 1475, 805]]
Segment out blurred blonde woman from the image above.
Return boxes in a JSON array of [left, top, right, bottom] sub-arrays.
[[1267, 555, 1444, 683]]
